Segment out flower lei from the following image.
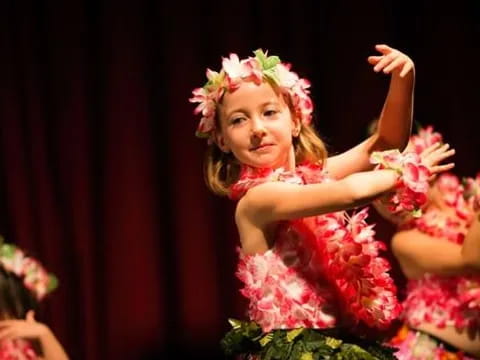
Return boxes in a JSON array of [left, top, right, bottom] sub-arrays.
[[189, 49, 313, 140], [0, 237, 58, 301], [232, 162, 401, 332], [370, 150, 430, 217]]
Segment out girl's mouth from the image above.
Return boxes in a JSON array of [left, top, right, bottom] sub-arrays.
[[250, 144, 273, 151]]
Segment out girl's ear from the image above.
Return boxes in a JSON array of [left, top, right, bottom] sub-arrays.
[[214, 131, 230, 153], [292, 116, 301, 138]]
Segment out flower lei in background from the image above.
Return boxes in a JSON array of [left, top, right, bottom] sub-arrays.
[[408, 125, 443, 155], [403, 124, 480, 216], [189, 49, 313, 140], [389, 125, 480, 333], [0, 236, 58, 301], [462, 173, 480, 212]]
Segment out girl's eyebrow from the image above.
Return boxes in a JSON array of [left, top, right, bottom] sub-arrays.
[[226, 101, 280, 119], [259, 101, 280, 108], [226, 107, 248, 119]]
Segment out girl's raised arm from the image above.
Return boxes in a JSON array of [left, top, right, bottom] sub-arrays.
[[327, 44, 415, 179]]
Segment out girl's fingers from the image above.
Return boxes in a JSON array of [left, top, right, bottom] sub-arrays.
[[421, 142, 442, 158], [430, 163, 455, 174], [436, 148, 456, 161], [383, 57, 405, 74], [428, 147, 455, 164], [375, 44, 392, 54], [428, 144, 451, 157], [400, 61, 414, 77], [374, 54, 395, 72], [367, 56, 382, 64]]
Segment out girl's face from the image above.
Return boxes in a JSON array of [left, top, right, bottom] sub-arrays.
[[216, 81, 299, 170]]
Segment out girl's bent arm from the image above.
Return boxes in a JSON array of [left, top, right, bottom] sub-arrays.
[[236, 169, 399, 227]]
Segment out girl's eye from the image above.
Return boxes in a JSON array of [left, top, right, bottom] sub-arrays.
[[264, 110, 278, 117], [231, 117, 245, 125]]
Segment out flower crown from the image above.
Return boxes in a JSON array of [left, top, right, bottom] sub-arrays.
[[0, 236, 58, 301], [189, 49, 313, 140]]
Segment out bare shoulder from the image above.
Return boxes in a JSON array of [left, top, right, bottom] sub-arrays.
[[235, 181, 298, 225]]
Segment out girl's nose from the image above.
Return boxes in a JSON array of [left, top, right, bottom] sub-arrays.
[[251, 119, 266, 138]]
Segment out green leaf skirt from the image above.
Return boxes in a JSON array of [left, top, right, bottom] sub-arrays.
[[220, 319, 398, 360]]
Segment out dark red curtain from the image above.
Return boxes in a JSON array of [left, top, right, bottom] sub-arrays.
[[0, 1, 479, 359]]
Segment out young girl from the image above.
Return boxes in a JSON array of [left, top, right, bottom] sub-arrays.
[[190, 45, 452, 359], [374, 127, 480, 359], [0, 236, 69, 360]]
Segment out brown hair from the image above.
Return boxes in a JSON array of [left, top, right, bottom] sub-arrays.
[[203, 82, 327, 196]]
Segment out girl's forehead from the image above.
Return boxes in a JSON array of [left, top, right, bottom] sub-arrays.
[[221, 81, 285, 109]]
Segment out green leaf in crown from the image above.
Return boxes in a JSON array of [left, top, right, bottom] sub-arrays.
[[254, 49, 281, 71], [0, 243, 16, 258]]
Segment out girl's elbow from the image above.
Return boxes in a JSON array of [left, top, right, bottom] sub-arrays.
[[462, 255, 480, 272]]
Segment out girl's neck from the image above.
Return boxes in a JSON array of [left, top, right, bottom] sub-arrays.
[[282, 145, 296, 171]]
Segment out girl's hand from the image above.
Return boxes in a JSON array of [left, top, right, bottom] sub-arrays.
[[0, 310, 49, 340], [367, 44, 414, 78], [420, 142, 455, 181]]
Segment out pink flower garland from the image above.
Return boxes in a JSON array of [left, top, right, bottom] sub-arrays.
[[232, 162, 401, 332], [370, 150, 430, 216]]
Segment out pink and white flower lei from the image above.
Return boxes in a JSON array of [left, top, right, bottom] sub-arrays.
[[0, 241, 58, 301], [189, 50, 313, 140], [233, 162, 401, 332], [370, 150, 430, 216], [390, 325, 475, 360]]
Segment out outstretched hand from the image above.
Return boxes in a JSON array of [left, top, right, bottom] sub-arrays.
[[368, 44, 414, 78], [420, 142, 455, 181], [0, 310, 48, 341]]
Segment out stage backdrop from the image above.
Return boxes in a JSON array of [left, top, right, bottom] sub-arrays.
[[0, 1, 479, 359]]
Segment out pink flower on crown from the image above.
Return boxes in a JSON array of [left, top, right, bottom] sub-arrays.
[[243, 58, 263, 85]]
